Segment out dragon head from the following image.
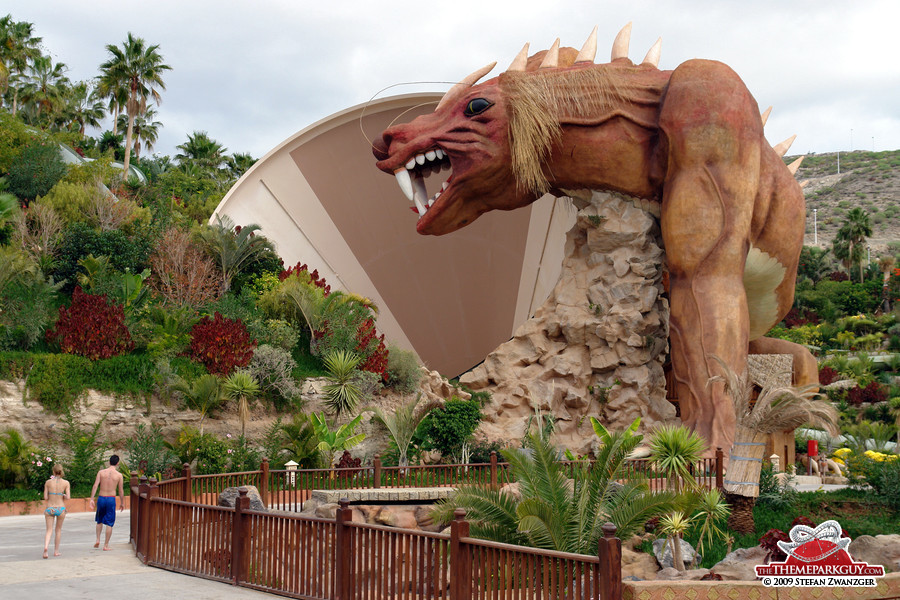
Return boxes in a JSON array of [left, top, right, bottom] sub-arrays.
[[373, 25, 666, 235]]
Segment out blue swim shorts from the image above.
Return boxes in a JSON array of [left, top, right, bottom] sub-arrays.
[[95, 496, 116, 527]]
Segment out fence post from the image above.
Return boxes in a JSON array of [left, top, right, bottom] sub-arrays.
[[598, 522, 622, 600], [259, 458, 270, 508], [143, 478, 160, 565], [715, 447, 724, 491], [129, 474, 139, 547], [136, 476, 149, 560], [231, 487, 251, 585], [373, 455, 382, 489], [334, 499, 355, 600], [450, 509, 471, 600], [182, 463, 192, 502], [489, 451, 498, 487]]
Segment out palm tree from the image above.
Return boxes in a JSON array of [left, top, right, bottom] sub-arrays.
[[95, 71, 128, 135], [19, 54, 69, 124], [117, 107, 161, 160], [195, 214, 274, 292], [171, 374, 226, 434], [0, 17, 43, 114], [61, 80, 106, 135], [367, 394, 437, 468], [226, 152, 257, 181], [98, 32, 171, 176], [223, 370, 260, 437], [176, 131, 227, 173], [657, 511, 693, 571], [432, 425, 677, 554], [709, 355, 838, 533], [878, 256, 896, 312], [834, 208, 873, 282], [280, 414, 323, 469], [797, 246, 833, 284]]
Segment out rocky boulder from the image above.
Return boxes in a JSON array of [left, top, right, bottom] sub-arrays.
[[621, 547, 660, 580], [849, 534, 900, 573], [218, 485, 266, 512], [652, 538, 701, 570], [710, 546, 767, 581]]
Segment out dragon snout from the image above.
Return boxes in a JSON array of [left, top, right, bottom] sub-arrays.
[[371, 135, 390, 162]]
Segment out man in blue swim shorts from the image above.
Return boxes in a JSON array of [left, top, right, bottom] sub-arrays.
[[89, 455, 125, 551]]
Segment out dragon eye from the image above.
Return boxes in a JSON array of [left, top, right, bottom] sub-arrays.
[[464, 98, 493, 117]]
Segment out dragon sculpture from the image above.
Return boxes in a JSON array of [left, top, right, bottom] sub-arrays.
[[373, 24, 817, 452]]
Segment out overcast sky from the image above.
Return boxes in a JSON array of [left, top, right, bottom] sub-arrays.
[[9, 0, 900, 161]]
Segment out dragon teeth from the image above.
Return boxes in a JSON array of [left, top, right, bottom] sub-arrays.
[[396, 149, 452, 217], [394, 169, 413, 201]]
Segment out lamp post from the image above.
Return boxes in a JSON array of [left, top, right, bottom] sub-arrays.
[[813, 208, 818, 246], [285, 460, 298, 487]]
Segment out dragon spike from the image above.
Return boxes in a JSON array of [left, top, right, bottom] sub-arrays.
[[787, 156, 805, 175], [774, 134, 797, 158], [508, 43, 530, 72], [575, 26, 599, 63], [761, 106, 772, 126], [642, 37, 662, 67], [436, 62, 497, 110], [540, 38, 560, 69], [799, 180, 810, 189], [611, 22, 632, 61]]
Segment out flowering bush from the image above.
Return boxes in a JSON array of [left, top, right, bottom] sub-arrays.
[[194, 434, 228, 475], [188, 312, 257, 374], [226, 434, 261, 473], [26, 450, 57, 491], [46, 287, 134, 360], [279, 262, 331, 294]]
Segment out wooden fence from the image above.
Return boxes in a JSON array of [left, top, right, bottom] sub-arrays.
[[152, 450, 725, 512], [131, 482, 623, 600]]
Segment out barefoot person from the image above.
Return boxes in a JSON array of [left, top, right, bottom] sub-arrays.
[[42, 464, 70, 558], [88, 455, 124, 551]]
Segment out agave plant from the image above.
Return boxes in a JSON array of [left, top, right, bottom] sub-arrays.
[[171, 374, 226, 434], [432, 422, 676, 554], [223, 370, 260, 437], [366, 393, 437, 468], [647, 424, 707, 492]]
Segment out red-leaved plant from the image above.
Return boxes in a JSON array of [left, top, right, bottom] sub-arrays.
[[759, 528, 790, 563], [847, 381, 888, 406], [279, 262, 331, 294], [355, 317, 388, 380], [188, 312, 257, 374], [46, 287, 134, 359], [818, 365, 840, 386]]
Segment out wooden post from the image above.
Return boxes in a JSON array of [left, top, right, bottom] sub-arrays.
[[143, 478, 160, 565], [231, 487, 251, 584], [259, 458, 270, 508], [450, 509, 471, 600], [598, 522, 622, 600], [136, 476, 149, 561], [715, 447, 724, 491], [490, 451, 498, 487], [129, 474, 139, 547], [334, 499, 354, 600], [373, 455, 382, 489], [182, 463, 192, 502]]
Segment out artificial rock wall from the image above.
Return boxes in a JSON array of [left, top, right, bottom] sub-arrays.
[[462, 191, 676, 453]]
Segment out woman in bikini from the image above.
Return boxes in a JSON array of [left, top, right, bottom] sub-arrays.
[[43, 463, 70, 558]]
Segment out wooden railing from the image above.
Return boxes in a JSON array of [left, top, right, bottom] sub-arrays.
[[161, 449, 724, 512], [130, 481, 624, 600]]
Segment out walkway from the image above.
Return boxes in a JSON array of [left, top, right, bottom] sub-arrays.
[[0, 511, 271, 598]]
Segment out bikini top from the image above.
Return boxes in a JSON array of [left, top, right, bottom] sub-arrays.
[[47, 477, 67, 495]]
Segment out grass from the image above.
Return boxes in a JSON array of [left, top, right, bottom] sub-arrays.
[[640, 488, 899, 569]]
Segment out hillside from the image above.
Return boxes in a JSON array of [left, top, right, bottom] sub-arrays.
[[791, 149, 900, 255]]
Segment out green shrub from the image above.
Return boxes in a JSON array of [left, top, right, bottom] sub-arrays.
[[6, 141, 67, 202], [53, 222, 155, 291], [384, 344, 422, 394], [0, 112, 34, 172], [226, 434, 261, 473], [34, 181, 97, 223], [26, 353, 88, 413], [420, 397, 482, 460], [857, 457, 900, 511], [247, 344, 302, 410], [0, 488, 41, 502], [125, 424, 179, 478], [59, 415, 108, 492], [195, 433, 228, 475]]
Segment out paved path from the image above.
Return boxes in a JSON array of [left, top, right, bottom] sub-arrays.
[[0, 511, 272, 598]]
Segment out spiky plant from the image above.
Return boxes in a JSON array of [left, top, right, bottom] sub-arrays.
[[367, 393, 437, 468], [432, 424, 677, 554], [658, 511, 693, 571], [171, 374, 225, 434], [223, 370, 260, 437], [709, 354, 838, 533], [322, 349, 363, 417], [648, 424, 707, 492]]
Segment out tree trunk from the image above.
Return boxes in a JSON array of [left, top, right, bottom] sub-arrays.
[[671, 535, 685, 571], [725, 492, 756, 534], [123, 110, 135, 177]]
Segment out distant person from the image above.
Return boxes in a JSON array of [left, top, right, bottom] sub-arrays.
[[42, 463, 71, 558], [88, 455, 125, 551]]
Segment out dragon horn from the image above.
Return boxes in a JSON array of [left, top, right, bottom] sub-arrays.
[[788, 156, 805, 175], [774, 135, 797, 157], [575, 26, 599, 63], [611, 22, 632, 60], [641, 37, 662, 67], [540, 38, 560, 69], [507, 43, 530, 72], [761, 106, 772, 126], [436, 62, 497, 110], [799, 180, 810, 189]]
